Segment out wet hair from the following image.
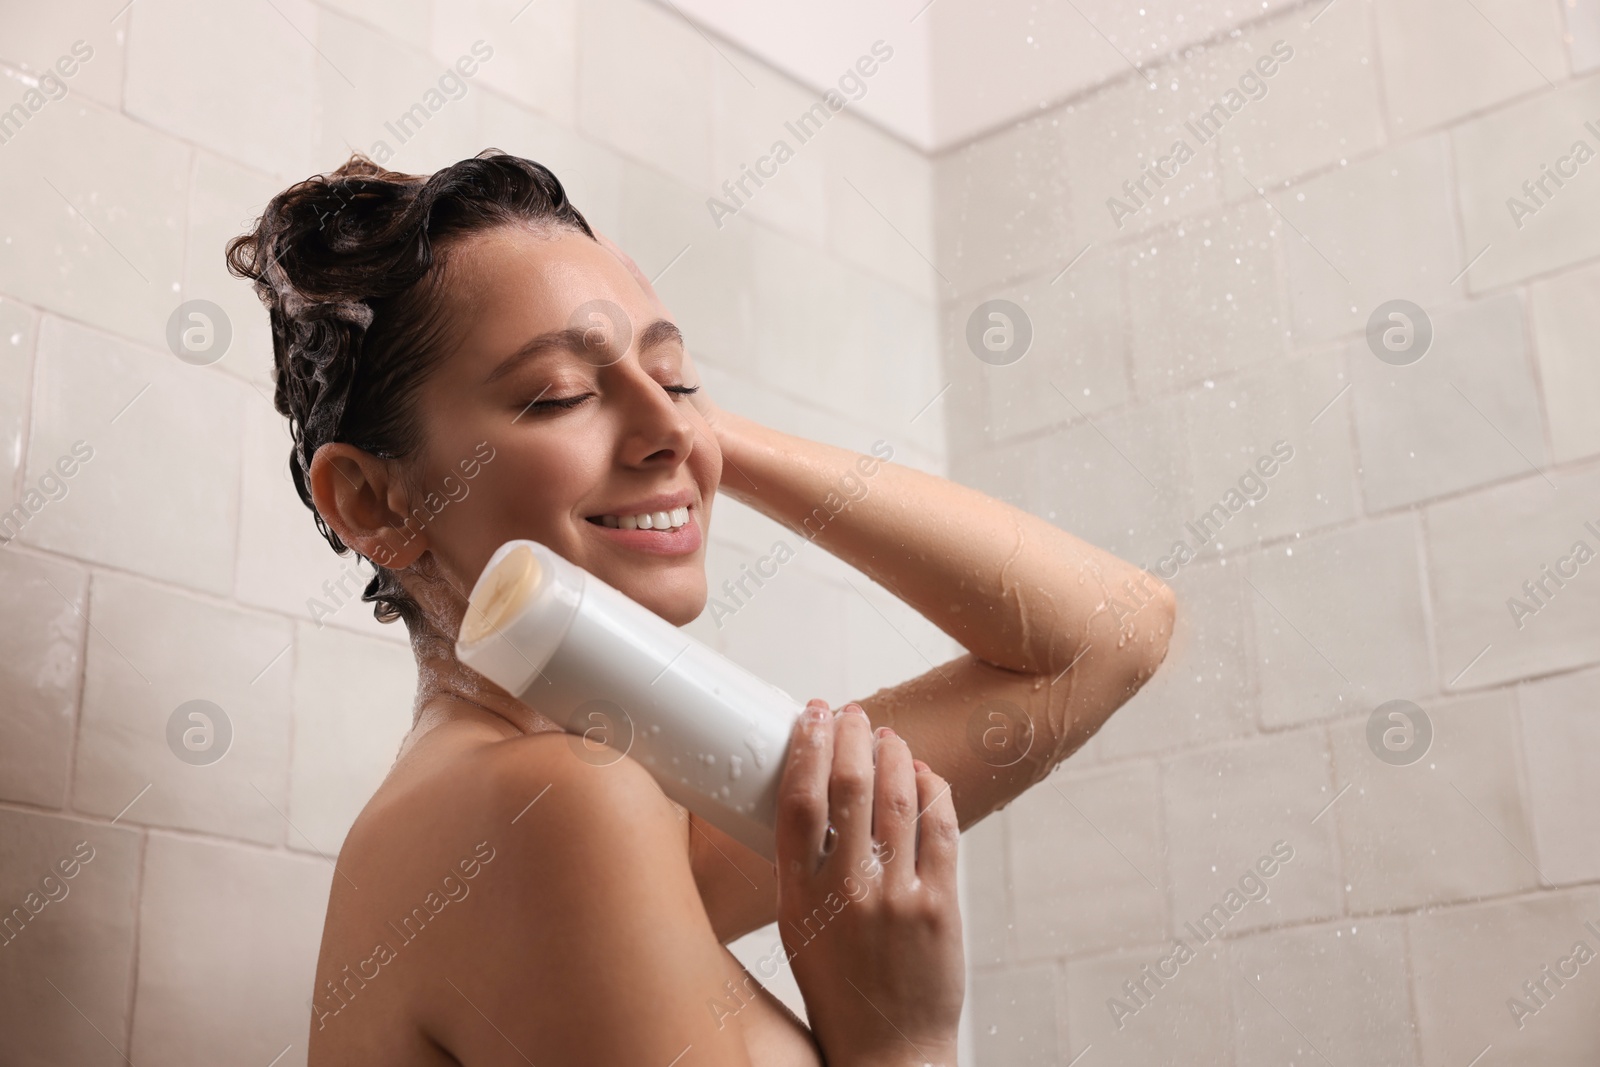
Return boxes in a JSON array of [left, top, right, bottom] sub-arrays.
[[226, 150, 594, 636]]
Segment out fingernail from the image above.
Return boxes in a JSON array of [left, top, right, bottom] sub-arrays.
[[912, 758, 930, 772], [844, 703, 866, 716], [806, 703, 830, 723], [876, 726, 896, 739]]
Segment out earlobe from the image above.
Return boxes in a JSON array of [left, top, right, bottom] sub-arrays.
[[307, 442, 424, 568]]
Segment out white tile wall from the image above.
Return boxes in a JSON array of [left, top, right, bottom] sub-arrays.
[[1375, 0, 1568, 134], [1425, 460, 1600, 690], [1064, 939, 1235, 1064], [1123, 201, 1290, 399], [1178, 347, 1359, 551], [1529, 258, 1600, 464], [1279, 134, 1463, 346], [1571, 0, 1600, 75], [1518, 667, 1600, 885], [1408, 888, 1600, 1065], [5, 0, 1599, 1061], [934, 1, 1600, 1060], [0, 551, 88, 807], [971, 961, 1063, 1065], [965, 246, 1130, 442], [130, 833, 332, 1065], [314, 7, 489, 174], [575, 0, 714, 188], [1008, 761, 1168, 959], [0, 296, 36, 512], [1247, 515, 1432, 727], [1160, 729, 1342, 935], [432, 0, 578, 126], [824, 112, 938, 301], [710, 53, 830, 247], [1053, 75, 1224, 250], [960, 809, 1011, 967], [287, 622, 418, 856], [1031, 392, 1192, 566], [1329, 690, 1541, 913], [1227, 917, 1418, 1067], [0, 2, 129, 112], [1452, 73, 1600, 291], [934, 112, 1074, 298], [124, 0, 317, 178], [1350, 290, 1547, 511], [0, 96, 188, 349], [73, 569, 295, 844], [0, 810, 142, 1067], [1211, 0, 1388, 196], [22, 317, 246, 594]]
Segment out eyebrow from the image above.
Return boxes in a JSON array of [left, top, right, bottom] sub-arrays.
[[484, 318, 684, 385]]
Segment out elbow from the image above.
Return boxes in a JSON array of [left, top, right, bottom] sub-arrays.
[[1143, 579, 1178, 677], [1120, 576, 1177, 695]]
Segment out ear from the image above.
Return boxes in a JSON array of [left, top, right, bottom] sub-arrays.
[[307, 442, 425, 569]]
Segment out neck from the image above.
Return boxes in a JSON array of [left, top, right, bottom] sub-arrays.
[[397, 552, 566, 741], [406, 627, 560, 739]]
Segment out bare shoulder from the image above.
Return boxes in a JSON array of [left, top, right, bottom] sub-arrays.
[[328, 730, 756, 1067]]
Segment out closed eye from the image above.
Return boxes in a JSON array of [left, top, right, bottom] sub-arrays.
[[517, 383, 698, 416], [521, 393, 592, 412]]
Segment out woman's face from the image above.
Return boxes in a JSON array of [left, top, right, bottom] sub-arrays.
[[401, 224, 721, 627]]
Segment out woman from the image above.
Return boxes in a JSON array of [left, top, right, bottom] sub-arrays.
[[227, 151, 1175, 1066]]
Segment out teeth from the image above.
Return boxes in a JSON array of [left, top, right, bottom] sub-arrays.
[[597, 506, 690, 531]]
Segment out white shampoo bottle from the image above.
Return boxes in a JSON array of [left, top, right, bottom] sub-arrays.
[[455, 539, 805, 862]]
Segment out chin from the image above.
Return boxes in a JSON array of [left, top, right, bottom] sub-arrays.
[[612, 567, 707, 626], [657, 597, 706, 627]]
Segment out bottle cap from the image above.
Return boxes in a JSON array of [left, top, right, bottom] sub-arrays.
[[456, 540, 584, 698]]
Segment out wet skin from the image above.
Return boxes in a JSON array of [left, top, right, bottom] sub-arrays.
[[302, 224, 1176, 1066]]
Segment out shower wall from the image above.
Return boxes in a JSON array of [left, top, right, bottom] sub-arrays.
[[939, 1, 1600, 1064], [0, 1, 955, 1062]]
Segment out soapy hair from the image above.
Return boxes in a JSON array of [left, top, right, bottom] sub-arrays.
[[225, 150, 594, 635]]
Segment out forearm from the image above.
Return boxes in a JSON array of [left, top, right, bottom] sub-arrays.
[[714, 410, 1173, 684]]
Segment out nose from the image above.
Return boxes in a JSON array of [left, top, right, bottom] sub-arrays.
[[611, 366, 697, 468]]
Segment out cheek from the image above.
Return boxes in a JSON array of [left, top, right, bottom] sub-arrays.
[[489, 440, 595, 522]]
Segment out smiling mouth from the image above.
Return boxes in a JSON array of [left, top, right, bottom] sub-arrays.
[[585, 506, 692, 531]]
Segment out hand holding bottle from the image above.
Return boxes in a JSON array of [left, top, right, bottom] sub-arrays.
[[774, 700, 965, 1067]]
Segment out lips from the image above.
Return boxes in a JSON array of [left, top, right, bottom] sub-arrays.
[[584, 504, 702, 556], [588, 506, 690, 531], [585, 490, 696, 526]]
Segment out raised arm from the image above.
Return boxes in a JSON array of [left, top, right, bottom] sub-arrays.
[[713, 410, 1176, 829], [594, 230, 1174, 831]]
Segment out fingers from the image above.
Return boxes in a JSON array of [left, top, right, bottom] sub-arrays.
[[871, 728, 917, 892], [776, 699, 834, 879], [913, 758, 959, 889], [829, 704, 875, 874], [778, 699, 958, 896]]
